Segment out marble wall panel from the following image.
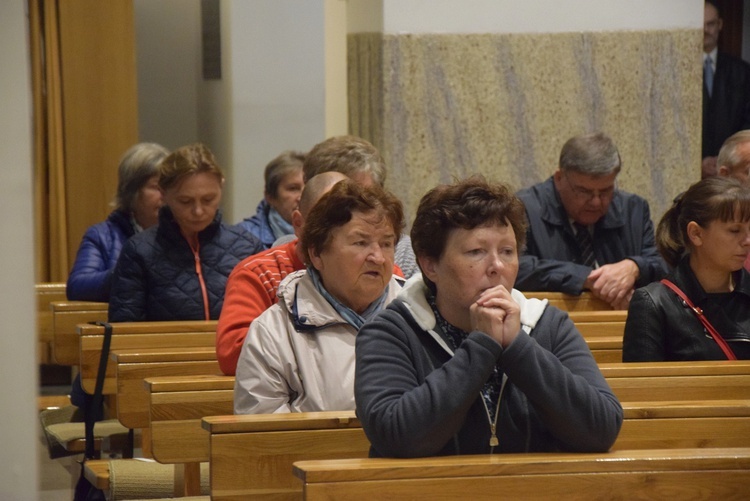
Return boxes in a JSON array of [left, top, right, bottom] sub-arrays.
[[349, 30, 702, 227]]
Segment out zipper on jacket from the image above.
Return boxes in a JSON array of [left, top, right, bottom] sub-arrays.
[[481, 373, 508, 452], [189, 240, 210, 320]]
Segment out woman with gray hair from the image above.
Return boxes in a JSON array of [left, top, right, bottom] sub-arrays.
[[66, 142, 169, 301], [239, 150, 305, 249]]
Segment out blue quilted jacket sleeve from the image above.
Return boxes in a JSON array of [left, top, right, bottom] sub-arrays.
[[67, 212, 133, 302]]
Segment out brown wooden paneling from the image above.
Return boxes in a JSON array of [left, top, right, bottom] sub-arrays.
[[57, 0, 138, 271]]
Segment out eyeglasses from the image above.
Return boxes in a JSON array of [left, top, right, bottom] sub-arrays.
[[563, 173, 617, 202]]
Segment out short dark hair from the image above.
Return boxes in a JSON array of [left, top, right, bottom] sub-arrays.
[[705, 1, 721, 17], [657, 177, 750, 267], [301, 179, 403, 265], [411, 176, 528, 287]]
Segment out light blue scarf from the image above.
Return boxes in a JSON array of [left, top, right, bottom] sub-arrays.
[[307, 266, 389, 330], [268, 207, 294, 240]]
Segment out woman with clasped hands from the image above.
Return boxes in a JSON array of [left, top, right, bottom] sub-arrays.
[[355, 177, 623, 458], [234, 179, 405, 414]]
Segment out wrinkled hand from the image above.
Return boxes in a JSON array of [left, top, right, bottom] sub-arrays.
[[584, 260, 638, 309], [469, 285, 521, 348], [609, 289, 634, 310]]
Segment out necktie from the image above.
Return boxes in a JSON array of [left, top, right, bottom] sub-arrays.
[[575, 223, 595, 267], [704, 56, 714, 98]]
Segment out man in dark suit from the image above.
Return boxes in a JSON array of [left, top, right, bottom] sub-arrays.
[[702, 1, 750, 178]]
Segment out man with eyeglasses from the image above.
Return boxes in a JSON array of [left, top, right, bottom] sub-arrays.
[[515, 132, 667, 309]]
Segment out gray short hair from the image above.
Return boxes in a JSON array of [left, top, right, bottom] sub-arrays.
[[559, 132, 621, 176], [264, 151, 305, 198], [718, 130, 750, 172], [303, 135, 387, 187], [115, 142, 169, 212]]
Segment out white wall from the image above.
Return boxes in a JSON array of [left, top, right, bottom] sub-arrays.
[[134, 0, 201, 150], [0, 1, 39, 499], [379, 0, 702, 33], [219, 0, 329, 223], [136, 0, 339, 223]]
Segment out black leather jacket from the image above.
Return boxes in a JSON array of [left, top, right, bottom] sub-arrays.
[[623, 256, 750, 361]]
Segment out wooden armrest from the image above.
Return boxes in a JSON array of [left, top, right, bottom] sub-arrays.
[[202, 411, 360, 433]]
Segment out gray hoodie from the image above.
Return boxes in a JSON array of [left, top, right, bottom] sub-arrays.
[[355, 275, 623, 458]]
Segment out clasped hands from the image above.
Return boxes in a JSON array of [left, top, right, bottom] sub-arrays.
[[470, 285, 521, 348], [583, 259, 638, 310]]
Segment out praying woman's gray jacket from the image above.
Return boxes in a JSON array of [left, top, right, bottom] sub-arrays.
[[354, 276, 623, 458]]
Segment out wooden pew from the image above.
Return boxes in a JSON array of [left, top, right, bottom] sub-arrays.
[[292, 448, 750, 500], [524, 291, 614, 311], [156, 360, 750, 465], [568, 310, 627, 363], [112, 347, 220, 431], [203, 400, 750, 500], [601, 360, 750, 402], [77, 324, 217, 497], [36, 282, 67, 364], [197, 360, 750, 499], [78, 373, 231, 496], [95, 309, 627, 422], [147, 375, 234, 463], [204, 411, 368, 501], [77, 320, 218, 395], [51, 300, 108, 365]]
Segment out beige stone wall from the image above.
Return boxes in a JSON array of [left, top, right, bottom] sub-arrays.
[[349, 30, 702, 227]]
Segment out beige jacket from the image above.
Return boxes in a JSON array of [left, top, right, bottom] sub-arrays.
[[234, 269, 404, 414]]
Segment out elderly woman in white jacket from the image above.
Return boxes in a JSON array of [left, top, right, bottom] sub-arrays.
[[234, 179, 405, 414]]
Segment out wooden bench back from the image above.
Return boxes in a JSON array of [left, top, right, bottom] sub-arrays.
[[147, 374, 235, 464], [51, 301, 108, 365], [523, 291, 614, 311], [36, 283, 67, 364], [291, 448, 750, 500], [124, 309, 624, 436], [147, 361, 750, 466], [77, 320, 217, 394], [567, 310, 627, 363], [204, 412, 369, 501], [112, 347, 220, 429]]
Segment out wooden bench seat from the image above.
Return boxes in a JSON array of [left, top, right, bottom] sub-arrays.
[[51, 300, 108, 365], [292, 447, 750, 500]]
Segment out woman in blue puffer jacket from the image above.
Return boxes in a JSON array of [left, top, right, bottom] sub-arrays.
[[108, 143, 263, 322], [66, 142, 169, 301]]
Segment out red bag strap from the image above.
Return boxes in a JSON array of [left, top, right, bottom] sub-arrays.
[[660, 279, 737, 361]]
